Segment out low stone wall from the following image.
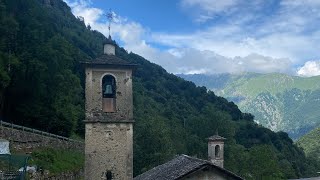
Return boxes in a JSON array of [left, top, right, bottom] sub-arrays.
[[30, 169, 84, 180], [0, 121, 84, 152]]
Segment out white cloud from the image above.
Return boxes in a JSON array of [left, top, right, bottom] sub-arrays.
[[180, 0, 238, 22], [150, 49, 293, 75], [297, 61, 320, 77], [64, 0, 320, 77], [281, 0, 320, 7], [64, 0, 156, 61], [180, 0, 267, 23], [181, 0, 238, 13], [152, 26, 320, 66], [65, 0, 103, 25], [154, 0, 320, 70]]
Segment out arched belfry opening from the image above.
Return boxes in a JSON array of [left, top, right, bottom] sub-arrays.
[[102, 75, 116, 112], [215, 145, 220, 158]]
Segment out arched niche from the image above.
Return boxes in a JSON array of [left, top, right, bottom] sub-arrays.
[[102, 75, 116, 112], [215, 145, 220, 158]]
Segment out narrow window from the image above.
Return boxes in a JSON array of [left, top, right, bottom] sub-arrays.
[[215, 145, 220, 158], [106, 170, 112, 180], [102, 75, 116, 112]]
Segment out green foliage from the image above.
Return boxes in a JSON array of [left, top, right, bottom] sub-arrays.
[[30, 148, 84, 174], [226, 144, 283, 180], [0, 0, 318, 179], [297, 127, 320, 162], [0, 0, 97, 136]]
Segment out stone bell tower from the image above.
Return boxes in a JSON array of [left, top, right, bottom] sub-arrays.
[[82, 36, 136, 180], [208, 134, 226, 168]]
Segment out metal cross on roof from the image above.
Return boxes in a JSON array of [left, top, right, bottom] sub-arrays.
[[106, 9, 114, 37]]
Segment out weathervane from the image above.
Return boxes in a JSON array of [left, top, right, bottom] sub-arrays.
[[106, 9, 114, 37]]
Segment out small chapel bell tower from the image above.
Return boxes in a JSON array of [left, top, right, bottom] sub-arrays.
[[208, 134, 226, 168], [104, 35, 116, 55], [82, 35, 136, 180]]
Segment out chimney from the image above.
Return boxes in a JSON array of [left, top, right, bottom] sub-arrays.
[[103, 35, 115, 55], [207, 134, 226, 168]]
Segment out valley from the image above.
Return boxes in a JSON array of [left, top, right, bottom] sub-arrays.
[[179, 73, 320, 139]]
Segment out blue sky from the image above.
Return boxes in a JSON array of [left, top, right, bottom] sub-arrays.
[[65, 0, 320, 76]]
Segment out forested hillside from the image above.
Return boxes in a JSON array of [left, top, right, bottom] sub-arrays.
[[0, 0, 319, 179], [179, 73, 320, 139], [297, 127, 320, 162]]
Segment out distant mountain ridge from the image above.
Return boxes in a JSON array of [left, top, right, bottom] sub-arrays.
[[178, 73, 320, 139]]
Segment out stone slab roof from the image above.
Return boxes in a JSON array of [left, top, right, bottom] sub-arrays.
[[134, 155, 243, 180], [208, 135, 226, 141], [81, 54, 137, 67]]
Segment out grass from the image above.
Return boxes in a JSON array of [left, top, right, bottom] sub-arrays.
[[29, 148, 84, 174]]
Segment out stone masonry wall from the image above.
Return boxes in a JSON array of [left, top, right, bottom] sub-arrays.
[[85, 67, 133, 121], [85, 122, 133, 180], [84, 66, 134, 180], [30, 169, 84, 180], [0, 123, 84, 152]]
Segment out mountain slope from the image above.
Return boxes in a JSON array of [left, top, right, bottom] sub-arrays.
[[296, 127, 320, 161], [0, 0, 319, 179], [179, 73, 320, 139]]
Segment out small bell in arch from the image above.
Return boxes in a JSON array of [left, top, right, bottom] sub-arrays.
[[104, 84, 113, 95], [102, 75, 116, 98]]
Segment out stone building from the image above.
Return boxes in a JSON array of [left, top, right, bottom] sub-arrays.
[[82, 36, 136, 180], [208, 134, 226, 168], [134, 135, 243, 180]]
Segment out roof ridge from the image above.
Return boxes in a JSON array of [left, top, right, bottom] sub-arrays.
[[180, 154, 244, 179], [182, 154, 210, 164], [81, 54, 137, 67]]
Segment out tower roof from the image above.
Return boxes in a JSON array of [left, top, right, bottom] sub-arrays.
[[81, 36, 137, 68], [208, 135, 226, 141], [103, 35, 116, 46], [81, 54, 136, 68]]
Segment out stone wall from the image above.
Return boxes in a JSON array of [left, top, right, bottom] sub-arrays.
[[30, 169, 84, 180], [0, 122, 84, 152], [85, 122, 133, 180]]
